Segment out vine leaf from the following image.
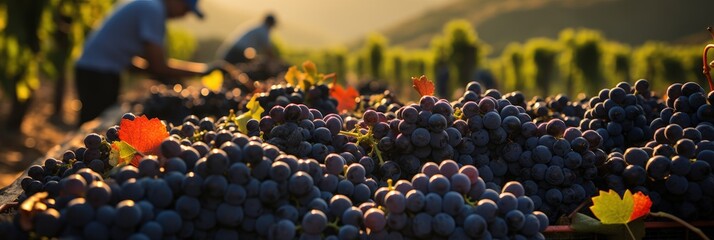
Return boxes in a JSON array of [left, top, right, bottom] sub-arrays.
[[110, 115, 168, 166], [237, 94, 264, 134], [629, 191, 652, 221], [201, 69, 224, 92], [330, 83, 359, 113], [590, 189, 634, 224], [412, 75, 435, 96]]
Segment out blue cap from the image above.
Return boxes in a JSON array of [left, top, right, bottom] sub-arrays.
[[184, 0, 204, 19]]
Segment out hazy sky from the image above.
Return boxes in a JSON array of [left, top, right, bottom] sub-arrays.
[[173, 0, 455, 47]]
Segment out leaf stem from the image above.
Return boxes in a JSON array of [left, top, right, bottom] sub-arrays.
[[649, 211, 711, 240], [624, 223, 636, 240]]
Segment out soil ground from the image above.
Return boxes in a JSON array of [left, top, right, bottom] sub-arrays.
[[0, 76, 153, 190]]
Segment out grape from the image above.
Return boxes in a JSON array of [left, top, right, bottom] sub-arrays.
[[384, 191, 407, 214], [432, 213, 456, 236], [428, 174, 451, 196], [324, 153, 346, 175], [216, 203, 244, 227], [32, 208, 61, 237], [269, 219, 296, 240], [646, 156, 671, 180], [411, 212, 433, 238], [115, 200, 142, 229], [665, 175, 688, 195]]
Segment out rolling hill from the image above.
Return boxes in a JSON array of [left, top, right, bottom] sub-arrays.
[[376, 0, 714, 55]]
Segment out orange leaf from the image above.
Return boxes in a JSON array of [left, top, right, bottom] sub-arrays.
[[630, 191, 652, 221], [412, 75, 435, 96], [117, 115, 168, 156], [330, 83, 359, 113]]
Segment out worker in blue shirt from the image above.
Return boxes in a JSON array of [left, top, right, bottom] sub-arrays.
[[74, 0, 209, 125], [219, 14, 278, 65]]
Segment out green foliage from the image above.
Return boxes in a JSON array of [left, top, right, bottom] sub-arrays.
[[442, 20, 486, 93], [558, 28, 605, 96], [632, 42, 705, 92], [0, 0, 113, 101], [602, 42, 632, 86], [499, 43, 524, 93], [321, 46, 348, 84], [363, 33, 388, 80], [522, 38, 560, 97]]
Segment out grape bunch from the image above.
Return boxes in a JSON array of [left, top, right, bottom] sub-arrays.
[[354, 90, 402, 116], [594, 145, 714, 220], [365, 160, 550, 239], [17, 131, 116, 203], [138, 85, 243, 126], [526, 94, 586, 127], [580, 81, 654, 152], [256, 103, 368, 164], [256, 83, 338, 116]]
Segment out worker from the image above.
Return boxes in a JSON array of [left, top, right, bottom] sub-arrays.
[[73, 0, 210, 125]]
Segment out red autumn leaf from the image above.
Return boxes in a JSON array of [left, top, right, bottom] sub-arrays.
[[412, 75, 435, 96], [330, 83, 359, 113], [117, 115, 169, 156], [630, 191, 652, 221]]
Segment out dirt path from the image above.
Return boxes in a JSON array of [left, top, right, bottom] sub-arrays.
[[0, 82, 78, 189], [0, 76, 154, 189]]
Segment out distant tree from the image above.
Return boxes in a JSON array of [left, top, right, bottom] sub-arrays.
[[558, 28, 605, 96], [602, 42, 632, 85], [389, 48, 405, 85], [499, 43, 524, 92], [441, 20, 486, 92], [430, 36, 450, 98], [322, 47, 347, 84], [363, 33, 388, 80], [523, 38, 560, 97], [0, 0, 50, 131]]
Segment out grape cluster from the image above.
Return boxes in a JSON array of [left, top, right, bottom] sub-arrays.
[[256, 83, 338, 115], [526, 94, 586, 127], [354, 90, 402, 116], [366, 160, 550, 239], [593, 82, 714, 220], [580, 81, 654, 152], [138, 85, 243, 126], [594, 145, 714, 220], [18, 131, 116, 203]]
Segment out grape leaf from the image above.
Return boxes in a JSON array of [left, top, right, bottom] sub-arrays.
[[117, 115, 169, 155], [630, 191, 652, 221], [110, 141, 141, 167], [284, 66, 302, 88], [330, 83, 359, 113], [412, 75, 435, 96], [303, 60, 318, 80], [201, 69, 224, 92], [590, 189, 639, 224], [237, 94, 264, 134]]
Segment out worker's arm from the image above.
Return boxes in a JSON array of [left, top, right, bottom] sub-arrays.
[[135, 42, 208, 82]]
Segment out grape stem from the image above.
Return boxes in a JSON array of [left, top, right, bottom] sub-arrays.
[[649, 211, 711, 240], [339, 127, 384, 165], [701, 27, 714, 91]]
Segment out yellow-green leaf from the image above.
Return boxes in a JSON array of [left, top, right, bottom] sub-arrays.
[[237, 95, 264, 134], [590, 189, 634, 224], [284, 66, 301, 87], [303, 60, 318, 79], [111, 141, 138, 167], [201, 69, 223, 92]]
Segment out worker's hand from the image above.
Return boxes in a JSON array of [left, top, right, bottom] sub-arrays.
[[202, 60, 233, 76]]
